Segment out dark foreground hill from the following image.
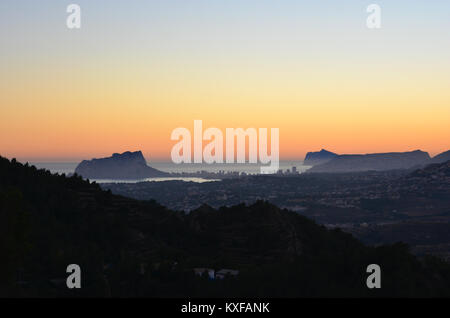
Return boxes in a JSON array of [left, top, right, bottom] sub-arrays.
[[1, 156, 450, 297], [74, 151, 168, 179]]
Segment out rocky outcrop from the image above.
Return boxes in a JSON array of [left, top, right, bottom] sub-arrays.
[[74, 151, 168, 179], [307, 150, 430, 173], [303, 149, 338, 166]]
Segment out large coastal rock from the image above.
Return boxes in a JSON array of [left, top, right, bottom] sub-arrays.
[[74, 151, 168, 179], [303, 149, 338, 166], [307, 150, 430, 173]]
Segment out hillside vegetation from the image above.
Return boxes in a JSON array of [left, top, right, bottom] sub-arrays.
[[1, 156, 450, 297]]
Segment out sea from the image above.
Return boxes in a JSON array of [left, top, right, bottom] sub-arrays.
[[29, 161, 310, 183]]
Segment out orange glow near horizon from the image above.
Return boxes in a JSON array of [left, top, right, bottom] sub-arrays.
[[1, 59, 449, 162], [1, 3, 450, 163]]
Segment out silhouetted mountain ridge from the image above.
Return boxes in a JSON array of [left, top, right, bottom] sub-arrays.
[[308, 150, 430, 173], [304, 149, 338, 166], [429, 150, 450, 165]]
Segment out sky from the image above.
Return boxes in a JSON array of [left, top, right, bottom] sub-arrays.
[[0, 0, 449, 162]]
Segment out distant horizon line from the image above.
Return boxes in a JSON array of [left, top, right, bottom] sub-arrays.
[[23, 159, 307, 164], [5, 147, 448, 165]]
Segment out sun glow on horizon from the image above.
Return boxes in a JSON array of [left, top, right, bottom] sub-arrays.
[[1, 1, 449, 162]]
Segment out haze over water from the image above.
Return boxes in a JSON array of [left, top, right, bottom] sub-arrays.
[[30, 161, 310, 183]]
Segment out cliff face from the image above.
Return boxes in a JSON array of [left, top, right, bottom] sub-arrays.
[[303, 149, 338, 166], [307, 150, 430, 173], [74, 151, 168, 179]]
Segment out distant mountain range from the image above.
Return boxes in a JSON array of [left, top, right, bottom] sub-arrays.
[[307, 150, 430, 173], [74, 151, 168, 179], [305, 149, 450, 173], [73, 148, 449, 179]]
